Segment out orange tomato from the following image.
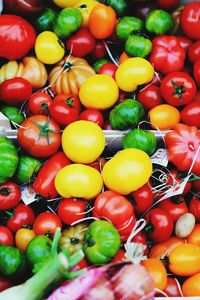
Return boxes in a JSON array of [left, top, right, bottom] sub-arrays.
[[119, 52, 130, 64], [182, 272, 200, 296], [142, 258, 167, 291], [88, 3, 117, 39], [149, 236, 185, 259], [187, 224, 200, 246], [169, 243, 200, 276], [149, 104, 181, 130], [15, 228, 35, 252]]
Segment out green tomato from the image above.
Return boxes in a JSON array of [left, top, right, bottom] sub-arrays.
[[145, 9, 174, 35], [53, 7, 82, 38], [93, 58, 110, 73], [83, 220, 120, 264], [125, 35, 152, 58], [15, 156, 41, 184], [34, 7, 57, 32], [1, 105, 24, 125], [122, 129, 157, 156], [116, 16, 144, 42]]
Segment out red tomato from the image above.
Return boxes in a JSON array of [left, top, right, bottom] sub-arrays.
[[49, 94, 81, 127], [156, 0, 179, 10], [33, 212, 62, 236], [131, 183, 154, 216], [177, 36, 192, 52], [167, 168, 192, 195], [194, 92, 200, 102], [111, 248, 125, 263], [160, 72, 197, 107], [181, 101, 200, 128], [145, 208, 174, 243], [91, 40, 106, 59], [192, 180, 200, 192], [0, 226, 14, 246], [158, 197, 189, 223], [88, 157, 106, 173], [0, 276, 12, 292], [98, 62, 118, 79], [79, 108, 104, 128], [17, 115, 61, 158], [0, 182, 21, 210], [117, 215, 136, 242], [138, 84, 163, 111], [189, 193, 200, 222], [57, 198, 86, 225], [132, 231, 148, 255], [0, 77, 32, 106], [181, 2, 200, 40], [188, 40, 200, 64], [7, 203, 35, 232], [156, 277, 182, 297], [194, 59, 200, 87], [66, 27, 96, 57], [27, 92, 53, 115]]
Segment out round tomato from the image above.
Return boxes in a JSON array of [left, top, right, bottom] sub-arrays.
[[33, 212, 62, 236], [149, 104, 181, 130], [160, 72, 197, 107], [156, 0, 179, 10], [27, 92, 53, 115], [75, 0, 98, 27], [132, 231, 148, 255], [91, 40, 106, 59], [0, 276, 12, 292], [182, 272, 200, 296], [181, 101, 200, 128], [194, 58, 200, 87], [17, 115, 61, 158], [0, 226, 14, 246], [142, 258, 167, 291], [145, 208, 174, 243], [131, 183, 154, 216], [49, 94, 81, 126], [156, 277, 182, 297], [98, 63, 118, 79], [149, 236, 185, 259], [0, 182, 21, 210], [137, 84, 163, 111], [57, 198, 86, 225], [0, 77, 32, 106], [181, 2, 200, 40], [187, 224, 200, 246], [188, 40, 200, 64], [189, 194, 200, 222], [158, 197, 189, 223], [177, 36, 192, 52], [15, 228, 35, 252], [79, 108, 104, 128], [7, 203, 35, 232], [111, 248, 125, 263]]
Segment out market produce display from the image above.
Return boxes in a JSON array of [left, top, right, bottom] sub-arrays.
[[0, 0, 200, 299]]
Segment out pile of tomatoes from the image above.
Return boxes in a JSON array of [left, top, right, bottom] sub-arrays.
[[0, 0, 200, 298]]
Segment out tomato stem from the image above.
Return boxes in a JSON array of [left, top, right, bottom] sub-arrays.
[[171, 80, 185, 101], [145, 223, 154, 233], [32, 117, 59, 145]]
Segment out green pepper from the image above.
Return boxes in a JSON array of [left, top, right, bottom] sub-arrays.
[[83, 220, 120, 264], [15, 155, 42, 184], [93, 58, 110, 73], [34, 7, 57, 32], [125, 34, 152, 58], [0, 245, 27, 278], [1, 105, 24, 125], [109, 99, 145, 130], [53, 7, 82, 38], [145, 10, 174, 35], [101, 0, 128, 17], [116, 16, 144, 42], [122, 129, 157, 156]]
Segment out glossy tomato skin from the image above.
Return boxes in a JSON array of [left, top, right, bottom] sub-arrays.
[[158, 197, 189, 223], [15, 228, 35, 252], [181, 2, 200, 40], [177, 36, 192, 52], [131, 183, 154, 216], [27, 92, 53, 115], [7, 203, 35, 232], [98, 63, 118, 79], [0, 276, 12, 292], [156, 277, 182, 297], [156, 0, 179, 10], [79, 108, 104, 128], [0, 226, 14, 246], [66, 27, 96, 57], [146, 208, 174, 243], [132, 231, 148, 255], [17, 115, 61, 158], [167, 168, 192, 195], [57, 198, 86, 225], [137, 84, 163, 111], [188, 40, 200, 64], [0, 77, 32, 106], [194, 59, 200, 87], [91, 40, 106, 59], [189, 194, 200, 222], [0, 182, 21, 210], [49, 94, 81, 126], [33, 212, 62, 236], [181, 101, 200, 128]]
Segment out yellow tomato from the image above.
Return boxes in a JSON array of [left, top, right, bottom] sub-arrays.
[[75, 0, 98, 27], [55, 163, 103, 199], [115, 57, 154, 92], [35, 31, 65, 64], [149, 104, 181, 130], [169, 243, 200, 276], [79, 74, 119, 110], [102, 148, 152, 195], [142, 258, 167, 291], [15, 228, 35, 252], [188, 224, 200, 246], [62, 120, 105, 163], [182, 272, 200, 296], [52, 0, 80, 8]]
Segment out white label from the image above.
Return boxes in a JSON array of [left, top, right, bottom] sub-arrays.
[[151, 148, 168, 167], [21, 184, 37, 205]]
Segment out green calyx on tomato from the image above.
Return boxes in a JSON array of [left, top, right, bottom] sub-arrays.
[[32, 116, 58, 145], [171, 80, 185, 101], [116, 16, 144, 42], [83, 220, 121, 264], [34, 7, 57, 32], [1, 106, 24, 125], [145, 9, 174, 35], [125, 34, 152, 58]]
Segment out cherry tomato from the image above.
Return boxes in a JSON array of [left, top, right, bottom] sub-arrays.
[[15, 228, 35, 252], [98, 62, 118, 79], [0, 182, 21, 210], [194, 58, 200, 87], [142, 258, 167, 291], [156, 0, 179, 10], [137, 84, 163, 111], [156, 277, 182, 297], [167, 168, 192, 195], [189, 193, 200, 222], [33, 212, 62, 236], [111, 248, 126, 263], [66, 27, 96, 57], [158, 197, 189, 223], [27, 91, 53, 115], [7, 203, 35, 232], [181, 101, 200, 128], [0, 276, 12, 292], [0, 226, 14, 246], [91, 40, 106, 59], [181, 2, 200, 40], [187, 224, 200, 246], [177, 36, 192, 52], [79, 108, 104, 128], [0, 77, 32, 106], [188, 40, 200, 64], [131, 183, 154, 216], [57, 198, 86, 225], [145, 208, 174, 243]]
